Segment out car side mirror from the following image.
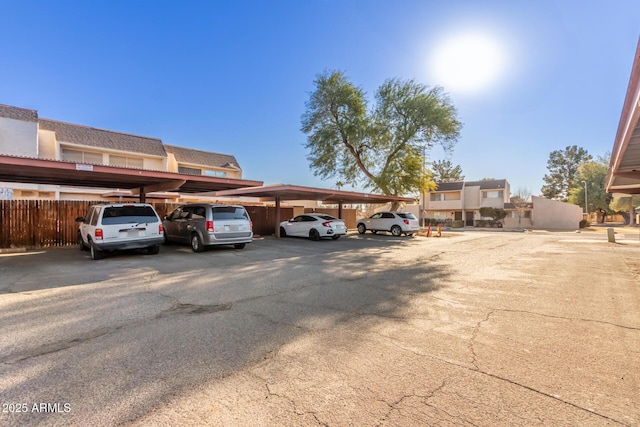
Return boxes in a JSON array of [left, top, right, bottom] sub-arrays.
[[289, 218, 294, 222], [75, 217, 84, 222], [163, 215, 169, 220]]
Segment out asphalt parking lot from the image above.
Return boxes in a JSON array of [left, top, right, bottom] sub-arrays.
[[0, 230, 639, 426]]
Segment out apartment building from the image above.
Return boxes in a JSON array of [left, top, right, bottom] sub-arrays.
[[421, 179, 582, 229], [421, 179, 512, 226], [0, 104, 242, 200]]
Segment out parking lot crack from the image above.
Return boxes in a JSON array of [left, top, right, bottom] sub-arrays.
[[469, 310, 494, 370], [2, 326, 118, 365], [491, 308, 640, 331], [474, 369, 630, 426]]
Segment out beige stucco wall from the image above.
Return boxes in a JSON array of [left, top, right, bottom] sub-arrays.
[[167, 153, 179, 172], [504, 216, 533, 229], [142, 157, 165, 170], [531, 196, 582, 230], [0, 117, 38, 157], [37, 129, 57, 160], [464, 185, 480, 208]]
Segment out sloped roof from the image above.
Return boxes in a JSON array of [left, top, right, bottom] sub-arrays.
[[434, 182, 463, 191], [164, 144, 241, 170], [606, 37, 640, 194], [434, 179, 508, 192], [38, 119, 167, 157], [0, 104, 38, 122]]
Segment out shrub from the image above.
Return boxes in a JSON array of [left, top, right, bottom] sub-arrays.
[[579, 219, 591, 228], [452, 220, 464, 228]]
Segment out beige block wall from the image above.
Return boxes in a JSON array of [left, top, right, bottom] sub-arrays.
[[531, 196, 582, 230]]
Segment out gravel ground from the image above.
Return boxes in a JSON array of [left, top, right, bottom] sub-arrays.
[[0, 230, 638, 426]]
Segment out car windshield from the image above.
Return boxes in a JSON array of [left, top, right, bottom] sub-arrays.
[[101, 206, 158, 225], [397, 213, 417, 220], [212, 206, 248, 220], [318, 215, 338, 221]]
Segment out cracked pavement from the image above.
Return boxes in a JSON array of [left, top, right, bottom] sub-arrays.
[[0, 230, 638, 426]]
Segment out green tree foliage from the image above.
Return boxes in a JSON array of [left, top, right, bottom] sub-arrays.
[[301, 70, 462, 198], [431, 159, 464, 182], [541, 145, 592, 201], [609, 195, 640, 224], [568, 155, 611, 223], [479, 207, 507, 221]]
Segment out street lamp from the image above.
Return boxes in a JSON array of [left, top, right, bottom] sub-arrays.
[[582, 180, 588, 219]]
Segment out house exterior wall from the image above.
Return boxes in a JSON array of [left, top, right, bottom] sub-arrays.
[[464, 185, 480, 208], [531, 196, 582, 229], [0, 117, 38, 157], [37, 129, 57, 160]]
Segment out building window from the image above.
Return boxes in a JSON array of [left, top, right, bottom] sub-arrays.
[[430, 192, 460, 201], [483, 190, 503, 199], [61, 148, 103, 165], [204, 169, 227, 177], [178, 166, 202, 175], [110, 155, 144, 169]]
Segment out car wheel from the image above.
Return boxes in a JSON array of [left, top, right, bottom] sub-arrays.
[[191, 233, 204, 252], [90, 242, 103, 260], [280, 226, 287, 237], [233, 243, 246, 249], [309, 228, 320, 241], [357, 223, 366, 234], [78, 232, 87, 251], [331, 235, 341, 240], [391, 225, 402, 237], [147, 245, 160, 255]]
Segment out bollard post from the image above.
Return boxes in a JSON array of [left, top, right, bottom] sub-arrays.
[[427, 223, 432, 237], [607, 228, 616, 243]]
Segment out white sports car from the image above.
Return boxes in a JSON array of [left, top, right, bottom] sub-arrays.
[[280, 214, 347, 240]]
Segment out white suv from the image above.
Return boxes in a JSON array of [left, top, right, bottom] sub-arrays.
[[356, 211, 419, 237], [76, 203, 164, 260]]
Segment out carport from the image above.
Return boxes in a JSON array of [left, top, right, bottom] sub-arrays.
[[0, 155, 263, 199], [213, 184, 415, 237], [607, 37, 640, 195]]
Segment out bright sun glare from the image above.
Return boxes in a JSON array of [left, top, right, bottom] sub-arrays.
[[431, 32, 506, 93]]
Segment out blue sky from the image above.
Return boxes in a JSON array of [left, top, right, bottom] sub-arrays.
[[1, 1, 639, 196]]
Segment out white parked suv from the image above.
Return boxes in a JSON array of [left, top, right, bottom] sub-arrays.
[[356, 211, 419, 237], [76, 203, 164, 260]]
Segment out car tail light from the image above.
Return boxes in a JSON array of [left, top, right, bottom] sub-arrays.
[[95, 228, 103, 240], [206, 220, 214, 232], [250, 220, 253, 230], [403, 219, 409, 225], [159, 224, 164, 234], [322, 221, 333, 228]]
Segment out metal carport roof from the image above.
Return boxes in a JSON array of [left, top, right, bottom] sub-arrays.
[[214, 184, 416, 237], [0, 155, 263, 198], [607, 37, 640, 195]]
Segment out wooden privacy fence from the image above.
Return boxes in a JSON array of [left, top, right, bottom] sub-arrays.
[[0, 200, 95, 249]]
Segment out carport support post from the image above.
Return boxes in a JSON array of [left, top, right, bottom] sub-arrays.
[[275, 196, 281, 238], [139, 187, 146, 203], [338, 201, 343, 221]]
